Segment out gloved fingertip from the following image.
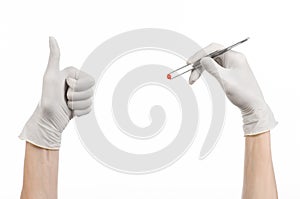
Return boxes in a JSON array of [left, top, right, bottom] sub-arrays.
[[189, 69, 200, 85], [66, 88, 73, 100], [66, 77, 76, 88], [189, 75, 195, 85], [67, 100, 73, 110], [189, 80, 195, 85]]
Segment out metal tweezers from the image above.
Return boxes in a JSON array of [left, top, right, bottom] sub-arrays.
[[167, 37, 250, 80]]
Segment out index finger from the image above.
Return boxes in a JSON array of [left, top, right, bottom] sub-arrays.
[[67, 71, 95, 92], [187, 43, 224, 64]]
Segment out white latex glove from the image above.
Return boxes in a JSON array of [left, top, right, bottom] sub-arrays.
[[19, 37, 95, 149], [188, 43, 277, 135]]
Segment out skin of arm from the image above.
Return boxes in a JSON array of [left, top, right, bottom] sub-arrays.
[[20, 142, 59, 199], [19, 37, 94, 199], [188, 43, 278, 198], [242, 131, 278, 199]]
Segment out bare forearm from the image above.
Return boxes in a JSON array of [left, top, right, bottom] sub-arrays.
[[21, 142, 59, 199], [242, 131, 278, 199]]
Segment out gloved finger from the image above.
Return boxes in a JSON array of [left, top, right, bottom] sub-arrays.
[[222, 50, 247, 69], [63, 66, 79, 79], [187, 43, 224, 64], [73, 107, 92, 117], [46, 37, 60, 72], [189, 66, 204, 85], [187, 48, 206, 64], [67, 88, 93, 101], [63, 67, 93, 90], [200, 57, 226, 85], [65, 69, 95, 92], [67, 75, 95, 92], [67, 98, 92, 110]]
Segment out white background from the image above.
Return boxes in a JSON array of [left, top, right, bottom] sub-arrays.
[[0, 0, 299, 198]]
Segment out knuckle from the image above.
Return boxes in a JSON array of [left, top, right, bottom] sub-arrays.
[[239, 52, 246, 60], [210, 42, 219, 46], [232, 51, 247, 61], [209, 42, 223, 48], [65, 66, 76, 71], [223, 49, 247, 63], [64, 66, 79, 78], [235, 51, 245, 57], [205, 43, 224, 55]]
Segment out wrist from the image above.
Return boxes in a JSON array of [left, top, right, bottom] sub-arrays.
[[19, 105, 63, 150], [242, 103, 278, 136]]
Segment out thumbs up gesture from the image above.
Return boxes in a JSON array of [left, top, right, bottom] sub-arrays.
[[19, 37, 95, 149]]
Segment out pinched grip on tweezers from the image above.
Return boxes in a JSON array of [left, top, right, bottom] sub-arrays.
[[167, 37, 250, 80]]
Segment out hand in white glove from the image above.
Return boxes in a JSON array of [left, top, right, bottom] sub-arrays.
[[188, 43, 277, 135], [19, 37, 95, 149]]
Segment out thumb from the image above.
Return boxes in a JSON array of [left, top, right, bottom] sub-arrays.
[[46, 36, 60, 72], [189, 67, 204, 85], [200, 57, 225, 82]]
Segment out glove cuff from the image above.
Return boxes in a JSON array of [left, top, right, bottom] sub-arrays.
[[19, 105, 62, 150], [242, 103, 278, 136]]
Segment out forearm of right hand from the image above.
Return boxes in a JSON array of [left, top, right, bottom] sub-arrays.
[[242, 132, 278, 199]]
